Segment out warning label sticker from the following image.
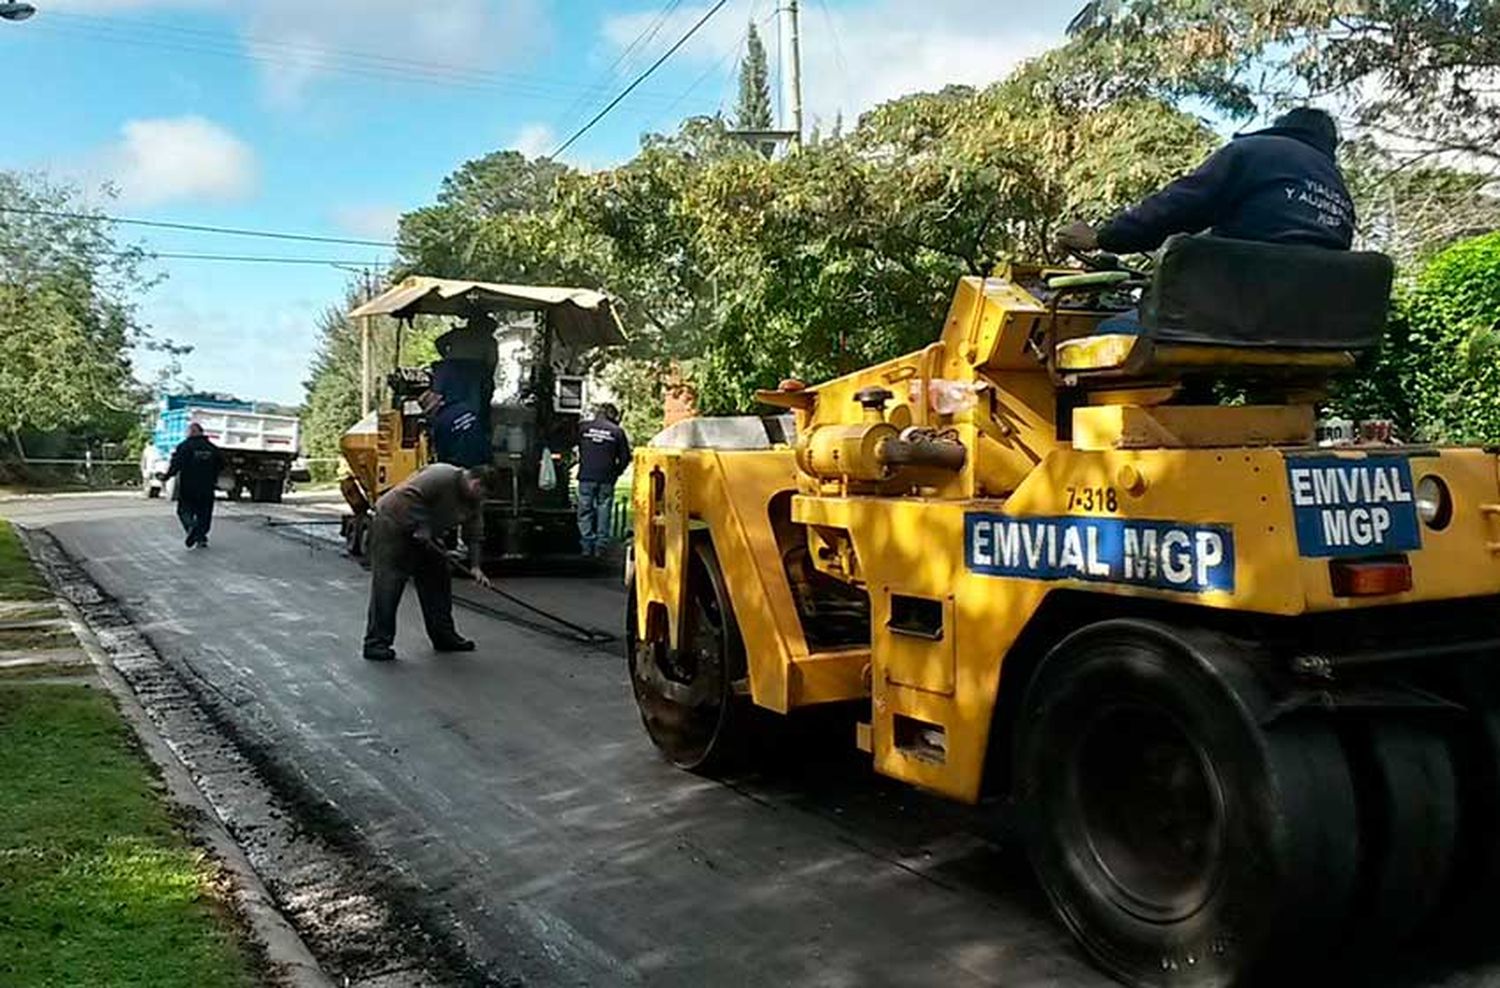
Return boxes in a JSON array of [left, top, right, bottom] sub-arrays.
[[1284, 456, 1422, 558]]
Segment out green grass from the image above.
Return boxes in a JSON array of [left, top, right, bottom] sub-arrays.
[[0, 520, 49, 600], [0, 684, 258, 988]]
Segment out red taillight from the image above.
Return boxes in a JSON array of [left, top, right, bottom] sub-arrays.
[[1330, 559, 1412, 597]]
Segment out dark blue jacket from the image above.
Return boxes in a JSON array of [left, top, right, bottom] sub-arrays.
[[165, 435, 224, 501], [432, 402, 490, 469], [1097, 124, 1355, 255], [577, 418, 630, 484]]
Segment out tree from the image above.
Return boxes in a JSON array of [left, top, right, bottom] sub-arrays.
[[1334, 231, 1500, 442], [1065, 1, 1500, 167], [388, 56, 1216, 419], [0, 172, 171, 458], [300, 286, 442, 480], [735, 22, 773, 131]]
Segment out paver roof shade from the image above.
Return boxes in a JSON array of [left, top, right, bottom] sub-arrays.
[[349, 275, 627, 348]]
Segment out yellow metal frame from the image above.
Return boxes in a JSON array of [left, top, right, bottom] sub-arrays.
[[632, 270, 1500, 803]]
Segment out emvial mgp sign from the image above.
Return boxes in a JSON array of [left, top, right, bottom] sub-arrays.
[[1284, 456, 1422, 558]]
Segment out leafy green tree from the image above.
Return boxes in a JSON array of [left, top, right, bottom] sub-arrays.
[[1335, 231, 1500, 441], [735, 22, 773, 131], [300, 287, 442, 479], [0, 172, 172, 458], [1066, 0, 1500, 164]]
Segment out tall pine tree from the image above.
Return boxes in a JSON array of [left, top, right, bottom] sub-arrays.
[[735, 23, 772, 131]]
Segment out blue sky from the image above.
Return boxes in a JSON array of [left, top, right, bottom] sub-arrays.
[[1, 0, 1072, 405]]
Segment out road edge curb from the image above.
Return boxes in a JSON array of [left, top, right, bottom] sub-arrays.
[[18, 525, 336, 988]]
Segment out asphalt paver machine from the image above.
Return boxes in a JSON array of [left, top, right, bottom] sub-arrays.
[[627, 233, 1500, 986], [339, 276, 626, 563]]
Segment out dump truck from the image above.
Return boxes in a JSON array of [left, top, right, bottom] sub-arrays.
[[626, 234, 1500, 986], [338, 276, 626, 562], [142, 393, 305, 503]]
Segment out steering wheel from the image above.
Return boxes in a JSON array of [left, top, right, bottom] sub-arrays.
[[1067, 247, 1151, 280]]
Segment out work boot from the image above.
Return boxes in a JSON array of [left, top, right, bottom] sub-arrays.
[[432, 636, 476, 653], [185, 534, 196, 548], [362, 647, 397, 662]]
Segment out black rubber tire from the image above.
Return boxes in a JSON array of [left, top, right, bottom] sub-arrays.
[[628, 537, 752, 774], [1015, 620, 1359, 988], [1441, 673, 1500, 912], [1342, 718, 1459, 943], [227, 485, 243, 502], [261, 478, 284, 503]]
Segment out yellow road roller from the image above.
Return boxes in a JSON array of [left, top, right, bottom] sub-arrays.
[[627, 234, 1500, 986]]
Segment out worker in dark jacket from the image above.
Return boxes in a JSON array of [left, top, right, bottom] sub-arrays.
[[575, 403, 631, 558], [1056, 107, 1355, 257], [362, 463, 491, 662], [162, 422, 224, 549]]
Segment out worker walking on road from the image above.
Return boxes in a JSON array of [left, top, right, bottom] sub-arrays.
[[576, 403, 631, 558], [363, 463, 492, 662], [162, 422, 224, 549]]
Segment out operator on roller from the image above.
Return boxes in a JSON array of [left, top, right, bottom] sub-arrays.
[[362, 463, 492, 662], [1055, 107, 1355, 264]]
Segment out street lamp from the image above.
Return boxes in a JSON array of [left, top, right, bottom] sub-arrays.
[[0, 3, 36, 20]]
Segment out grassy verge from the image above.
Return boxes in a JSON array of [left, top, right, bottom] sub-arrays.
[[0, 520, 49, 600], [0, 685, 259, 987], [0, 521, 260, 986]]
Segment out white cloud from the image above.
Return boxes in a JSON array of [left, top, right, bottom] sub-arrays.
[[48, 0, 550, 103], [330, 204, 405, 241], [98, 116, 258, 208], [602, 0, 1067, 132], [512, 123, 557, 159], [238, 0, 550, 104]]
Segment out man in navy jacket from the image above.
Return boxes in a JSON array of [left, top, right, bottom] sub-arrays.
[[1056, 107, 1355, 257]]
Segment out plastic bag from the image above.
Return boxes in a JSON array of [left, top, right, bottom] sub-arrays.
[[538, 446, 557, 490], [910, 379, 985, 415]]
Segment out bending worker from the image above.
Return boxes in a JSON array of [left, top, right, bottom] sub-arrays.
[[1055, 107, 1354, 260], [362, 463, 492, 663]]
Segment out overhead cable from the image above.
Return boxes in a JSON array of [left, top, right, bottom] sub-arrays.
[[551, 0, 735, 159], [0, 206, 404, 249]]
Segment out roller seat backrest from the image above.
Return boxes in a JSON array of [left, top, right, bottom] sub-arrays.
[[1141, 234, 1394, 351]]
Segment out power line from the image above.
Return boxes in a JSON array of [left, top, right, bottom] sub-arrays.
[[552, 0, 736, 159], [129, 251, 391, 266], [0, 206, 405, 249], [557, 0, 686, 133], [34, 14, 689, 108]]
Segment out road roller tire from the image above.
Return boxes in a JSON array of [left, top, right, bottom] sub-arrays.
[[1342, 718, 1459, 943], [628, 537, 752, 774], [1015, 620, 1359, 987]]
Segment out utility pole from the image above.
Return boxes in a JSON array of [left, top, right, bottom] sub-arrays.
[[787, 0, 804, 144], [360, 269, 373, 417]]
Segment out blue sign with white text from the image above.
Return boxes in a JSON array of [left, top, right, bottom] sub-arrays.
[[1284, 456, 1422, 558], [964, 514, 1235, 593]]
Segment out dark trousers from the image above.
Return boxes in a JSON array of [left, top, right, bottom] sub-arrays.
[[176, 492, 215, 545], [576, 479, 614, 556], [362, 515, 459, 654]]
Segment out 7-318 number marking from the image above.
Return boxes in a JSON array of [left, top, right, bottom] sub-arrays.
[[1067, 486, 1119, 513]]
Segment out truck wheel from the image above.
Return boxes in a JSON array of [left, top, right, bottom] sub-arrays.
[[1342, 718, 1458, 943], [252, 478, 283, 503], [628, 538, 751, 773], [1016, 620, 1358, 987]]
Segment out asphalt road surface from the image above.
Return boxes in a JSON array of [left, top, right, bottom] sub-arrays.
[[3, 494, 1100, 988], [9, 494, 1500, 988]]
